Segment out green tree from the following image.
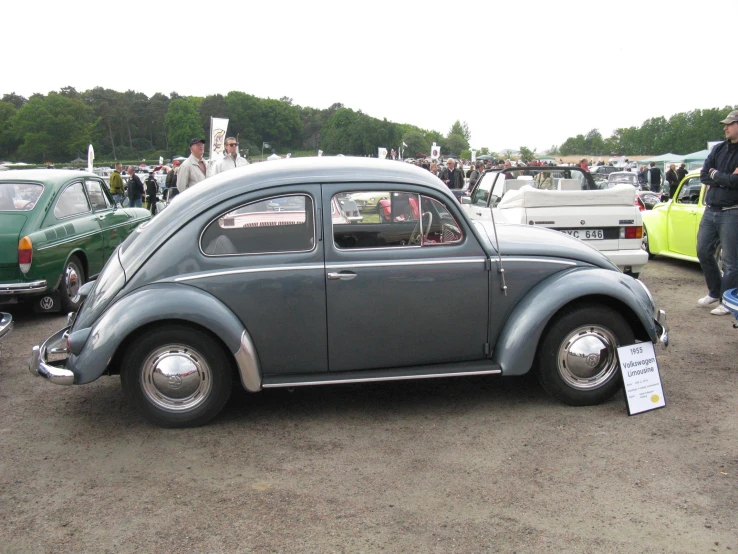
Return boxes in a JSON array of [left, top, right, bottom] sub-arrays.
[[443, 134, 468, 156], [449, 120, 471, 142], [11, 92, 96, 162], [519, 146, 536, 163], [1, 92, 27, 110], [165, 98, 204, 157], [401, 130, 430, 158], [0, 101, 19, 159]]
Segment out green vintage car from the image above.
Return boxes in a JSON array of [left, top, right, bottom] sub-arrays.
[[0, 170, 150, 312], [641, 171, 722, 264]]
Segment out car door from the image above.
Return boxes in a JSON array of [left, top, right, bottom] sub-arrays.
[[666, 177, 703, 257], [38, 180, 104, 275], [323, 183, 489, 372], [85, 179, 131, 268], [195, 186, 328, 375]]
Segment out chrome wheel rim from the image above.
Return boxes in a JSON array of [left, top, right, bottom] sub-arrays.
[[140, 345, 213, 412], [65, 262, 81, 304], [557, 325, 619, 390]]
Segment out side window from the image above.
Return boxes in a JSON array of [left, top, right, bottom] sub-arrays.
[[200, 194, 315, 256], [54, 182, 91, 219], [332, 191, 463, 249], [85, 180, 111, 211]]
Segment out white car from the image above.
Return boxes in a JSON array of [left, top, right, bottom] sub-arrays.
[[462, 166, 648, 277]]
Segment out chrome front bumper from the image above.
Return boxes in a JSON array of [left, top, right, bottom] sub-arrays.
[[656, 309, 668, 349], [0, 312, 13, 342], [29, 326, 75, 385], [0, 280, 47, 295]]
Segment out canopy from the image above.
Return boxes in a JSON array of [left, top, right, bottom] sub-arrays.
[[475, 154, 496, 161], [638, 153, 685, 163], [683, 149, 710, 163], [267, 153, 281, 161]]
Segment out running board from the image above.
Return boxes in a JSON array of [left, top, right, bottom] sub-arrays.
[[262, 361, 502, 389]]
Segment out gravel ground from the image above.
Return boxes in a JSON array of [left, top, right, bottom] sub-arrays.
[[0, 257, 736, 553]]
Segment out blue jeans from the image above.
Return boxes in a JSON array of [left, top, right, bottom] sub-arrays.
[[129, 198, 142, 208], [696, 207, 738, 299], [112, 194, 123, 207]]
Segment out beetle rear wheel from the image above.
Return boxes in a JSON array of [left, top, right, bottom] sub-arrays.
[[121, 325, 232, 427], [536, 305, 634, 406]]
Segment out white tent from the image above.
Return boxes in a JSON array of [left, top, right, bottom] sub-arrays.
[[267, 153, 281, 161]]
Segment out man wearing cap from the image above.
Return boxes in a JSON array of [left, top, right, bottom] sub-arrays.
[[696, 110, 738, 315], [215, 137, 248, 175], [177, 138, 212, 193]]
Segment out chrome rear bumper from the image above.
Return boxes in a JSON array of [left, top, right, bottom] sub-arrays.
[[29, 326, 74, 385], [656, 309, 668, 349], [0, 280, 47, 295], [0, 312, 12, 342]]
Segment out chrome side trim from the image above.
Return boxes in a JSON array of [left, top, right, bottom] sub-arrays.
[[234, 330, 262, 392], [37, 221, 137, 251], [29, 327, 75, 386], [499, 257, 578, 266], [175, 264, 324, 282], [0, 280, 47, 295], [262, 368, 502, 388], [325, 258, 485, 270]]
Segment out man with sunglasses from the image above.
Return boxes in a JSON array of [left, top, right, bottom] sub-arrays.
[[215, 137, 249, 174], [696, 110, 738, 315]]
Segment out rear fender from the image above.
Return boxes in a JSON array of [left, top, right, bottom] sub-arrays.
[[67, 284, 261, 390], [493, 268, 657, 375]]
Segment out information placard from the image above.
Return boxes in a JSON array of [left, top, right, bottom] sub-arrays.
[[617, 342, 666, 416]]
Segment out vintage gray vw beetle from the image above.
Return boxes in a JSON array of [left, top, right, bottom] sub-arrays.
[[30, 158, 668, 427]]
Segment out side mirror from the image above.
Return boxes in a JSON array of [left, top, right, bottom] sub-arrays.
[[460, 196, 471, 205]]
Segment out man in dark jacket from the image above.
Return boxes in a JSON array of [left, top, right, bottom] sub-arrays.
[[648, 162, 662, 192], [126, 166, 145, 208], [145, 172, 158, 216], [676, 163, 688, 183], [438, 158, 465, 190], [665, 164, 680, 197], [696, 110, 738, 315]]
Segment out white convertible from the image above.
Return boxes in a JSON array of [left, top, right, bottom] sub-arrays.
[[462, 167, 649, 277]]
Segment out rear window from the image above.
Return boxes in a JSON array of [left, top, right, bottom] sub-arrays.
[[0, 183, 44, 211], [201, 194, 316, 256]]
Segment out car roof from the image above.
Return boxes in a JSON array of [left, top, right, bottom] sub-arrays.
[[0, 169, 97, 186]]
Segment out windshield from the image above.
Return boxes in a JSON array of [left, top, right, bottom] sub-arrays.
[[471, 168, 592, 206], [0, 182, 44, 211], [607, 173, 638, 187]]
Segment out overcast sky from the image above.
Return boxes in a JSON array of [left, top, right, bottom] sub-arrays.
[[6, 0, 735, 153]]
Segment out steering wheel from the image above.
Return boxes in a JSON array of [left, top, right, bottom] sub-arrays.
[[408, 211, 433, 245], [19, 201, 35, 210]]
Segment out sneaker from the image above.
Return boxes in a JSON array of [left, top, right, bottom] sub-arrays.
[[710, 303, 731, 316], [697, 295, 720, 307]]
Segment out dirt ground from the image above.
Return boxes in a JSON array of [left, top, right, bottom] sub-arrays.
[[0, 257, 736, 553]]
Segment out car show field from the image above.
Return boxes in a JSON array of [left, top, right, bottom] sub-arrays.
[[0, 256, 736, 552]]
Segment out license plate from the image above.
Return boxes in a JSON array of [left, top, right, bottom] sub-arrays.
[[562, 229, 604, 240]]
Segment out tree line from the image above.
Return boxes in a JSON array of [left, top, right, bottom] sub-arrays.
[[0, 88, 471, 163], [556, 106, 738, 157]]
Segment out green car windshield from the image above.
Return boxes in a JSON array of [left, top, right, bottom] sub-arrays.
[[0, 182, 44, 211]]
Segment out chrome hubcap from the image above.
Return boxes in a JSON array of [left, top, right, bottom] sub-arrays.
[[557, 325, 618, 390], [65, 263, 81, 303], [141, 345, 212, 412]]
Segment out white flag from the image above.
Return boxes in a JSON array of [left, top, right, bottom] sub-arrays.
[[431, 143, 440, 160], [87, 144, 94, 173], [159, 156, 164, 166], [471, 150, 476, 163], [286, 153, 291, 158], [402, 142, 408, 147], [378, 147, 388, 159], [318, 150, 323, 157], [263, 142, 271, 149], [210, 117, 229, 162]]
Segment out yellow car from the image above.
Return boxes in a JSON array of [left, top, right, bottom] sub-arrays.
[[642, 171, 722, 265]]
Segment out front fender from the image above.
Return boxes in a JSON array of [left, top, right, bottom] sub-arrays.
[[493, 268, 658, 375], [67, 283, 261, 389]]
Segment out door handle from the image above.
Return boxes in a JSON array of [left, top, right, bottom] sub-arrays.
[[475, 211, 482, 216], [327, 271, 357, 280]]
